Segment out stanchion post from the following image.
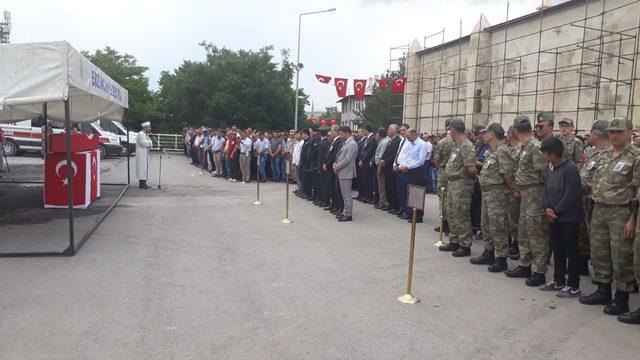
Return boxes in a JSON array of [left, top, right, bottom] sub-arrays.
[[282, 157, 293, 223], [253, 154, 262, 205], [398, 208, 420, 304]]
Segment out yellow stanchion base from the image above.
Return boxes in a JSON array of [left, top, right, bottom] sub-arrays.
[[253, 201, 263, 205], [397, 294, 420, 304], [433, 240, 445, 247], [281, 219, 293, 224]]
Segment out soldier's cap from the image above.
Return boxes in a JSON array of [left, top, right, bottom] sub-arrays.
[[472, 124, 485, 134], [558, 118, 574, 126], [590, 120, 609, 132], [514, 115, 530, 126], [605, 117, 632, 131], [449, 118, 465, 132], [536, 111, 555, 124], [318, 125, 331, 131], [444, 117, 454, 130], [479, 122, 505, 137], [310, 124, 319, 131]]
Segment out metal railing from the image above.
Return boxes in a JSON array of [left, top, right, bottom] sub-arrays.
[[150, 134, 184, 152]]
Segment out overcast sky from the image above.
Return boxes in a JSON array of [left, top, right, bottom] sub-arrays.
[[5, 0, 548, 112]]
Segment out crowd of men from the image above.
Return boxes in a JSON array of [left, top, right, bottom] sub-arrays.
[[182, 111, 640, 324]]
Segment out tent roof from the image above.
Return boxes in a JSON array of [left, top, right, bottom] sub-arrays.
[[0, 41, 128, 124]]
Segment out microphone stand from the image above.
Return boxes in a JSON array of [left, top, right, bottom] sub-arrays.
[[151, 133, 171, 190]]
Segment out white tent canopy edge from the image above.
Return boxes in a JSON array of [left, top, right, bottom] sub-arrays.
[[0, 40, 128, 123]]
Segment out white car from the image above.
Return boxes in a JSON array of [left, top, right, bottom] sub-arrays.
[[96, 119, 137, 155]]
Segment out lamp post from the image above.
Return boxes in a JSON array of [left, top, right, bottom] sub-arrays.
[[293, 8, 336, 130]]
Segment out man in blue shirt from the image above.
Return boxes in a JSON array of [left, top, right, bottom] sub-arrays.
[[398, 129, 428, 222]]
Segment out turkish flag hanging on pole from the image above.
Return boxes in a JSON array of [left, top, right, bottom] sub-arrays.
[[334, 78, 348, 98], [376, 78, 388, 90], [315, 74, 332, 84], [390, 77, 408, 94], [353, 79, 367, 99]]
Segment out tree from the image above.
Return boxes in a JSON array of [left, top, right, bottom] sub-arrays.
[[355, 56, 406, 129], [157, 43, 307, 132], [321, 106, 341, 122], [82, 47, 162, 130]]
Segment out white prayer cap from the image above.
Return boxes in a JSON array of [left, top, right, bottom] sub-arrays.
[[141, 121, 151, 128]]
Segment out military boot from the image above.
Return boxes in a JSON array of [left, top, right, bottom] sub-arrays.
[[488, 257, 507, 273], [504, 265, 531, 278], [508, 242, 520, 261], [525, 272, 546, 287], [603, 291, 630, 315], [617, 308, 640, 324], [452, 246, 471, 257], [439, 243, 460, 252], [579, 283, 612, 305], [470, 250, 495, 265]]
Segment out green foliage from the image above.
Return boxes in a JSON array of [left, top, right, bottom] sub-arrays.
[[157, 43, 307, 132], [321, 106, 341, 122], [355, 56, 406, 130], [82, 47, 162, 130]]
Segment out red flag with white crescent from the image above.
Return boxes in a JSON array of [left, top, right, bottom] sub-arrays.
[[330, 118, 336, 125], [376, 78, 388, 90], [320, 119, 327, 126], [334, 78, 348, 98], [315, 74, 332, 84], [390, 77, 407, 94], [353, 79, 367, 100]]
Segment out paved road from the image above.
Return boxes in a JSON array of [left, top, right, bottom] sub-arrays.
[[0, 154, 638, 359]]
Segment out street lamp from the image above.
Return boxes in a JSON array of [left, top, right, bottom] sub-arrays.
[[293, 7, 336, 130]]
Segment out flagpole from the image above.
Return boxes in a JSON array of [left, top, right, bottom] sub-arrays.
[[293, 8, 336, 131]]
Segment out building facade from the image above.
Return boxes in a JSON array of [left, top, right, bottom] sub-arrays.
[[338, 95, 371, 130]]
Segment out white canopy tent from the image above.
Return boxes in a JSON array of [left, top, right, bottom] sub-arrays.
[[0, 40, 129, 257], [0, 40, 128, 123]]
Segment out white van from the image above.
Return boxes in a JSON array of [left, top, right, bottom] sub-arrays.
[[96, 119, 137, 155], [0, 119, 123, 159]]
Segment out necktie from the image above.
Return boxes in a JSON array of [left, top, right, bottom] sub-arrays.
[[395, 138, 405, 164]]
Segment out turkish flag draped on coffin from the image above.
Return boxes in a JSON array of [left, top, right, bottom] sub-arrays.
[[334, 78, 348, 98], [376, 78, 387, 90], [315, 74, 332, 84], [390, 77, 408, 94], [353, 79, 367, 99]]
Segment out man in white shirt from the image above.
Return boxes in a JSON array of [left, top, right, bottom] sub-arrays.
[[210, 130, 226, 177], [255, 132, 268, 182], [292, 131, 304, 189], [393, 124, 411, 219], [398, 129, 429, 221]]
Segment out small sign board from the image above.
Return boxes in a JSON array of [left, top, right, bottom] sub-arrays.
[[407, 184, 426, 211]]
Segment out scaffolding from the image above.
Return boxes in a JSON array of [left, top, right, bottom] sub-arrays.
[[403, 0, 640, 133]]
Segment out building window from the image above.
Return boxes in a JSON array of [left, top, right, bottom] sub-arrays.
[[354, 99, 365, 111]]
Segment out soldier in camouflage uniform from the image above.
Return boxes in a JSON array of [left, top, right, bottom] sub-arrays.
[[470, 123, 515, 272], [579, 120, 611, 276], [433, 118, 455, 234], [439, 119, 477, 257], [579, 117, 640, 317], [559, 118, 584, 169], [507, 125, 521, 260], [505, 116, 550, 287], [535, 111, 555, 142]]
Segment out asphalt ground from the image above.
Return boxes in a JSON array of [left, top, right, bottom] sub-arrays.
[[0, 153, 638, 359]]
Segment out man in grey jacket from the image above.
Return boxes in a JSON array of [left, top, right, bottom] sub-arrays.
[[333, 126, 358, 222]]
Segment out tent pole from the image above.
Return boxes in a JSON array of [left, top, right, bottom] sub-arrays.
[[126, 124, 130, 185], [42, 104, 48, 157], [64, 99, 76, 255]]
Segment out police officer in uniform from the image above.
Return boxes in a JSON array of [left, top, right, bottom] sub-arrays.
[[438, 119, 477, 257], [306, 125, 321, 201], [470, 123, 514, 272], [505, 116, 549, 287], [315, 126, 332, 207], [433, 118, 455, 234], [579, 117, 640, 317]]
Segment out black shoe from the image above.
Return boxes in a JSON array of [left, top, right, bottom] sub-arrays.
[[579, 284, 612, 305], [452, 246, 471, 257], [313, 200, 323, 206], [488, 257, 508, 273], [320, 202, 330, 208], [389, 209, 400, 215], [504, 265, 532, 278], [330, 209, 340, 215], [398, 213, 410, 220], [337, 215, 353, 222], [323, 205, 333, 211], [604, 291, 630, 315], [617, 308, 640, 324], [525, 272, 546, 287], [366, 198, 376, 204], [439, 243, 460, 252], [380, 206, 390, 211], [374, 203, 382, 209], [470, 250, 495, 265]]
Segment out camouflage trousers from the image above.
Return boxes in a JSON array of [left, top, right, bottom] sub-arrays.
[[446, 178, 474, 248], [508, 193, 520, 245], [481, 188, 510, 257], [590, 203, 636, 291], [577, 196, 591, 258], [517, 185, 549, 274], [635, 230, 640, 287]]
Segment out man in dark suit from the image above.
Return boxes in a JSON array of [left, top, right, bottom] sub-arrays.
[[324, 125, 343, 214], [379, 124, 401, 213], [297, 129, 311, 199], [359, 124, 378, 204], [305, 125, 321, 201], [315, 126, 332, 207]]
